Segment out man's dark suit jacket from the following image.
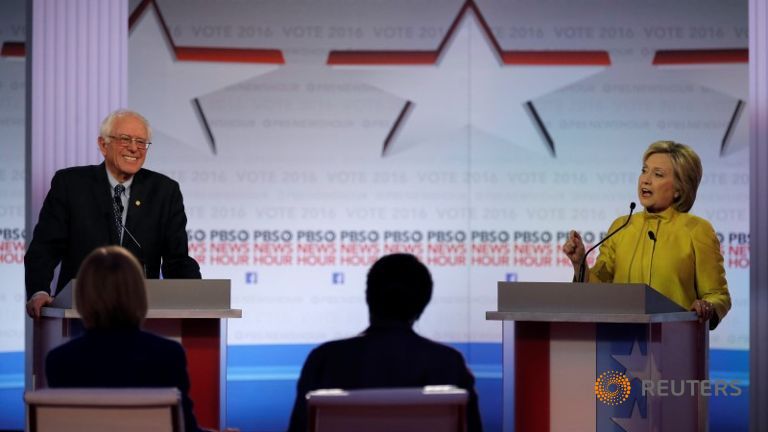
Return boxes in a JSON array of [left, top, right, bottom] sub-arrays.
[[46, 328, 201, 432], [25, 163, 200, 299], [287, 323, 483, 432]]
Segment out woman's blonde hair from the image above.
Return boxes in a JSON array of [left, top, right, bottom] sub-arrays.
[[75, 246, 147, 330], [643, 140, 703, 213]]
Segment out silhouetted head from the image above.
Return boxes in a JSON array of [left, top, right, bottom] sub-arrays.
[[366, 253, 433, 325], [75, 246, 147, 330]]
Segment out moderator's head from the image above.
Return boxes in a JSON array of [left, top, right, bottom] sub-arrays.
[[75, 246, 147, 330], [366, 253, 433, 324]]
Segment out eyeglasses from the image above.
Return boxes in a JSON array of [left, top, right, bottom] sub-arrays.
[[107, 135, 152, 150]]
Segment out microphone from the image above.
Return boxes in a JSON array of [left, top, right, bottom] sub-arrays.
[[119, 220, 147, 277], [113, 196, 147, 277], [647, 230, 657, 288], [577, 202, 636, 283]]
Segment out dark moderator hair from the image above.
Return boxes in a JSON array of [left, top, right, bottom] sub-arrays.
[[366, 253, 433, 323], [75, 246, 148, 330]]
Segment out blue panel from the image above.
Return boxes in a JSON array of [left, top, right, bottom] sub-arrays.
[[450, 343, 503, 432], [710, 349, 749, 380], [227, 378, 297, 431], [227, 345, 313, 431], [709, 349, 749, 431], [0, 352, 24, 431]]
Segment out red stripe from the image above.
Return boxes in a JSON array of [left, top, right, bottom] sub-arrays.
[[328, 51, 438, 65], [515, 321, 550, 432], [182, 319, 221, 430], [653, 49, 747, 65], [327, 2, 610, 66], [0, 42, 26, 58], [502, 51, 611, 66], [327, 49, 609, 66], [175, 47, 285, 64], [149, 1, 285, 64]]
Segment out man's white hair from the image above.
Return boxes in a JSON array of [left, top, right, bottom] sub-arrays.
[[99, 109, 152, 140]]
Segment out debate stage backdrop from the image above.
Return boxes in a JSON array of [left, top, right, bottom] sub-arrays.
[[0, 0, 749, 430]]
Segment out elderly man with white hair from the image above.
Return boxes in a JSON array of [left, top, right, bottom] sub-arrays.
[[25, 109, 201, 318]]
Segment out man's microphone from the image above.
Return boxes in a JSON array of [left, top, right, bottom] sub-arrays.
[[577, 202, 636, 283], [647, 230, 657, 287], [113, 196, 147, 277]]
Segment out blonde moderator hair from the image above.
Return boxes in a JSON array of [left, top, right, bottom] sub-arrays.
[[643, 140, 703, 213], [75, 246, 147, 330]]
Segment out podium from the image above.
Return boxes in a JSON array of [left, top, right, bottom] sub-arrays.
[[486, 282, 707, 432], [30, 279, 241, 431]]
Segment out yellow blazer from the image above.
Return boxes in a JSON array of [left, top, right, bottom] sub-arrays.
[[589, 206, 731, 326]]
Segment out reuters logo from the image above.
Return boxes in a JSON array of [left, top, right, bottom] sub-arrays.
[[595, 371, 631, 405]]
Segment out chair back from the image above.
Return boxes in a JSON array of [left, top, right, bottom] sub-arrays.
[[24, 387, 183, 432], [307, 386, 468, 432]]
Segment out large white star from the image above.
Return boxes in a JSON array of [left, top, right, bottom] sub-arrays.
[[333, 10, 606, 158], [332, 21, 470, 156], [128, 5, 279, 153], [656, 63, 748, 155], [614, 341, 664, 413], [532, 59, 743, 162], [468, 20, 606, 158], [612, 339, 652, 382]]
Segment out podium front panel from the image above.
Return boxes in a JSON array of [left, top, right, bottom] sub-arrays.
[[505, 320, 707, 432]]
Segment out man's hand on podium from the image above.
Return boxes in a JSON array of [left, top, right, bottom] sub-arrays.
[[26, 292, 53, 319]]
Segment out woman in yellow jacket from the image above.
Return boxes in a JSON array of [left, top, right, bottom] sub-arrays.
[[562, 141, 731, 329]]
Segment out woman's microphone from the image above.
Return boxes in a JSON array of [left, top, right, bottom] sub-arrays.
[[577, 202, 637, 283], [647, 230, 657, 287]]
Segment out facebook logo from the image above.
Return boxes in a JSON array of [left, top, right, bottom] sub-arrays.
[[245, 272, 258, 284], [505, 272, 518, 282], [332, 272, 345, 285]]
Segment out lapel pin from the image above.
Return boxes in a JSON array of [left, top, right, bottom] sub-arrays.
[[135, 200, 141, 207]]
